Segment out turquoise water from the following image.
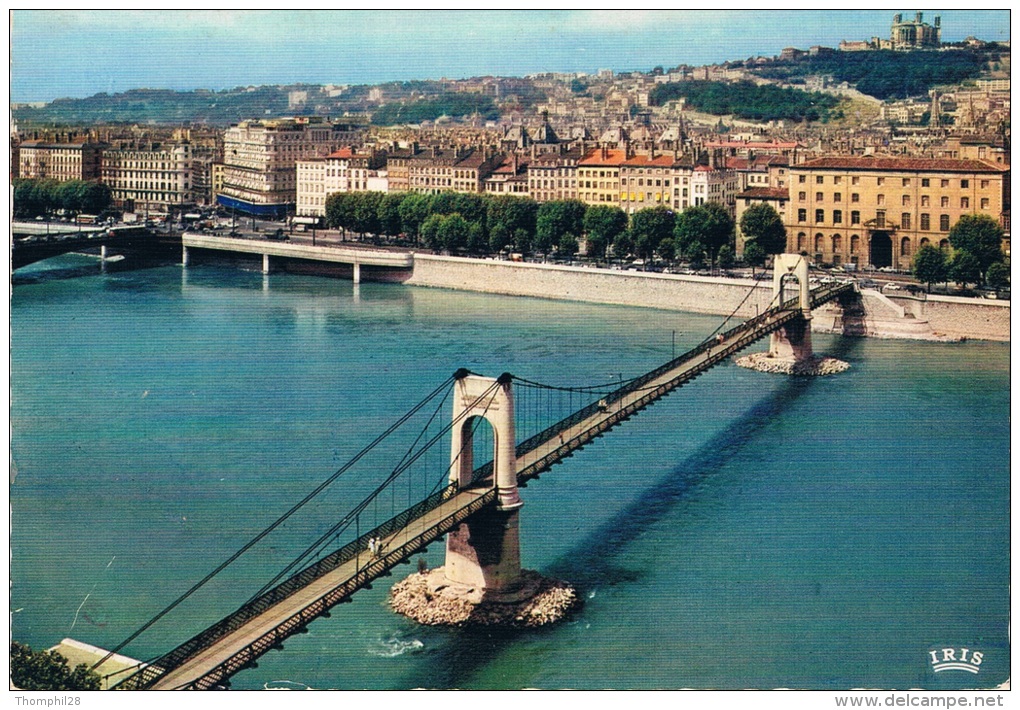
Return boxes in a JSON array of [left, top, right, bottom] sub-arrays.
[[10, 257, 1010, 690]]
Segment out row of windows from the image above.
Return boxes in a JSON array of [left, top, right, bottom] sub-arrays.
[[798, 174, 988, 189], [798, 190, 990, 209], [797, 208, 954, 231], [794, 232, 950, 256]]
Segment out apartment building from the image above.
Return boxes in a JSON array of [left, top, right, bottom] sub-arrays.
[[788, 156, 1009, 269], [18, 140, 104, 181], [217, 117, 365, 217], [734, 187, 790, 255], [101, 142, 194, 214], [577, 147, 627, 206], [690, 164, 740, 218], [296, 146, 388, 217], [405, 146, 501, 195], [619, 152, 679, 214], [527, 148, 581, 203]]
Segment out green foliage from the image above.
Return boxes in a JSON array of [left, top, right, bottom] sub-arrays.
[[612, 230, 634, 260], [742, 240, 767, 271], [398, 193, 432, 239], [325, 192, 357, 232], [536, 200, 588, 253], [630, 206, 676, 262], [986, 261, 1010, 290], [752, 48, 996, 100], [377, 192, 406, 237], [948, 214, 1006, 274], [370, 93, 498, 126], [739, 203, 786, 254], [13, 178, 111, 218], [437, 213, 470, 252], [674, 202, 734, 265], [558, 233, 579, 258], [912, 244, 949, 292], [717, 244, 735, 270], [10, 642, 101, 690], [950, 250, 982, 288], [486, 195, 537, 246], [352, 191, 383, 235], [420, 213, 445, 251], [648, 80, 839, 122], [583, 205, 628, 260]]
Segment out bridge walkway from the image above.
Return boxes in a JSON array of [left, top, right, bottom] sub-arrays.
[[118, 282, 852, 690]]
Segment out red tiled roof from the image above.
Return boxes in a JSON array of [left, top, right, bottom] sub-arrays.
[[621, 153, 678, 168], [326, 146, 356, 159], [737, 187, 790, 200], [706, 141, 800, 149], [797, 156, 1007, 173], [579, 148, 628, 166]]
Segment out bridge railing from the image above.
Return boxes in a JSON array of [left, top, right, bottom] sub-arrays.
[[116, 480, 471, 689]]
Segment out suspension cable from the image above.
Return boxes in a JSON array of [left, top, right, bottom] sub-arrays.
[[93, 374, 457, 671]]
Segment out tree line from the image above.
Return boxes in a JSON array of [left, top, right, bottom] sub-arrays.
[[325, 190, 790, 267], [912, 214, 1009, 292], [13, 177, 112, 219], [648, 80, 841, 123]]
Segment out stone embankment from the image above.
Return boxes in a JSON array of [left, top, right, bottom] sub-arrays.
[[735, 352, 850, 376], [390, 568, 578, 628], [404, 254, 1009, 343]]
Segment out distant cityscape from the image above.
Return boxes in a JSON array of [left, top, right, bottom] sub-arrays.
[[11, 12, 1010, 273]]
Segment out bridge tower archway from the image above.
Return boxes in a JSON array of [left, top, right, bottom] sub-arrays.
[[769, 253, 814, 363], [444, 372, 524, 596]]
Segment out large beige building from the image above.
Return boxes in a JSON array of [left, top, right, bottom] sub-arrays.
[[18, 141, 104, 182], [296, 147, 388, 217], [787, 156, 1009, 269], [101, 142, 194, 214], [218, 117, 365, 217]]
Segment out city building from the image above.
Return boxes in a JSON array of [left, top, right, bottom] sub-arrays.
[[690, 163, 740, 218], [18, 140, 104, 182], [405, 146, 501, 195], [787, 156, 1008, 269], [890, 12, 941, 50], [296, 146, 388, 217], [619, 152, 680, 214], [527, 147, 581, 203], [100, 142, 194, 215], [734, 187, 790, 255], [577, 147, 627, 206], [217, 117, 366, 218]]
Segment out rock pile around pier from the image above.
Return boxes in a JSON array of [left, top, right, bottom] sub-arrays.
[[390, 568, 579, 628], [735, 352, 850, 376]]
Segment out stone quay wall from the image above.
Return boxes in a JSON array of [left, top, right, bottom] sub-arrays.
[[403, 254, 1009, 342]]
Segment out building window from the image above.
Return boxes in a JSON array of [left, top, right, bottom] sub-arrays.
[[877, 194, 885, 206], [798, 208, 807, 222], [851, 193, 859, 203], [941, 179, 949, 188], [980, 180, 989, 189], [877, 177, 885, 186], [850, 234, 860, 254], [981, 198, 990, 210], [834, 192, 842, 202], [816, 192, 823, 202], [833, 209, 842, 224], [920, 213, 930, 230], [876, 210, 886, 228], [902, 178, 910, 187], [941, 196, 949, 208], [815, 209, 824, 223], [921, 195, 929, 207], [833, 176, 842, 184], [940, 214, 950, 231], [901, 213, 911, 229], [961, 179, 969, 189], [921, 178, 930, 187], [851, 176, 860, 185], [901, 237, 912, 256], [814, 233, 824, 253], [797, 232, 806, 251], [799, 175, 806, 183], [832, 234, 842, 252], [799, 191, 806, 201], [961, 197, 969, 209], [816, 175, 824, 184], [902, 195, 910, 206], [851, 210, 860, 225]]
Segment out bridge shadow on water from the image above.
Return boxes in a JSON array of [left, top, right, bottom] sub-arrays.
[[410, 335, 861, 689]]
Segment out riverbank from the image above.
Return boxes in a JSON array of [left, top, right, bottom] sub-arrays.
[[403, 254, 1009, 342]]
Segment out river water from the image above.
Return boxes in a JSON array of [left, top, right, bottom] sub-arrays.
[[10, 257, 1010, 690]]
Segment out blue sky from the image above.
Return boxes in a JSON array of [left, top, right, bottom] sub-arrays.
[[10, 10, 1012, 103]]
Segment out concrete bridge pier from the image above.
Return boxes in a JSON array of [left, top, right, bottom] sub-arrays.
[[769, 254, 815, 365], [262, 253, 271, 274], [353, 261, 361, 284], [443, 371, 526, 600], [182, 245, 190, 267]]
